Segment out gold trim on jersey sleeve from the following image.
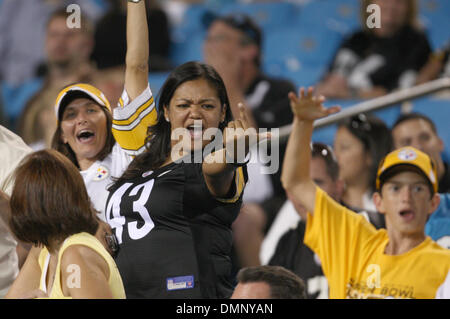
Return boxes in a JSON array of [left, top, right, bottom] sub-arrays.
[[113, 96, 154, 127], [216, 166, 247, 204], [112, 96, 157, 153]]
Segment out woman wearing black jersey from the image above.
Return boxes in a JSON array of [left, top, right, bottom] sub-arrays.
[[106, 61, 268, 298]]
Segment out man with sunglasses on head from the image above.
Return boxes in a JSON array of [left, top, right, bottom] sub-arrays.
[[282, 87, 450, 299], [203, 13, 297, 268]]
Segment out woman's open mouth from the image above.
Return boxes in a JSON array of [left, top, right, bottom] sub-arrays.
[[187, 124, 203, 140], [77, 129, 95, 143]]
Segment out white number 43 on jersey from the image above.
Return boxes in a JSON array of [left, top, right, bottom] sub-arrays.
[[106, 179, 155, 244]]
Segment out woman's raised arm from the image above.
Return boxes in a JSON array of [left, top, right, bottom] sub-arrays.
[[124, 0, 149, 101]]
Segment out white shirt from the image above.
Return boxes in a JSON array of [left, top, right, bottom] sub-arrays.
[[260, 200, 300, 265], [82, 85, 155, 221], [81, 143, 133, 221], [436, 271, 450, 299], [0, 125, 32, 195], [0, 125, 31, 298]]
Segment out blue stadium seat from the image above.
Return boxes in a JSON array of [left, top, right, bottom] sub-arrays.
[[173, 4, 214, 36], [218, 2, 301, 33], [372, 104, 402, 128], [264, 58, 326, 88], [170, 32, 205, 67], [263, 26, 342, 68], [312, 124, 337, 147], [90, 0, 109, 11], [170, 3, 222, 66], [148, 71, 170, 106], [299, 0, 361, 36], [0, 78, 44, 127], [419, 0, 450, 50], [410, 96, 450, 162], [204, 0, 238, 8], [262, 25, 342, 87]]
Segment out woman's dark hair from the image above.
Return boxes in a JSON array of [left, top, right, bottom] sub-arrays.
[[392, 112, 438, 134], [311, 142, 339, 182], [51, 91, 116, 170], [9, 149, 99, 248], [338, 113, 393, 192], [113, 61, 233, 186]]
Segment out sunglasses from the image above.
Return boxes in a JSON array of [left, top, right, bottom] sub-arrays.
[[311, 142, 339, 180], [219, 14, 261, 46], [346, 113, 373, 149], [350, 114, 372, 132], [312, 142, 336, 162]]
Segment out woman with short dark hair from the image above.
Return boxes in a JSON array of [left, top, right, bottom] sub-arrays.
[[6, 149, 125, 299]]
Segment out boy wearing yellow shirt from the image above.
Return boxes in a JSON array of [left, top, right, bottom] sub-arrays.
[[282, 87, 450, 299]]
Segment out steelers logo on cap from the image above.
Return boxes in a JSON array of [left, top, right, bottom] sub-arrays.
[[397, 148, 417, 161]]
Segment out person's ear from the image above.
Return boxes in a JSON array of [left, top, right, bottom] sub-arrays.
[[60, 130, 68, 144], [163, 106, 170, 123], [241, 44, 259, 63], [438, 136, 445, 153], [428, 193, 441, 217], [373, 191, 385, 215], [365, 152, 373, 168]]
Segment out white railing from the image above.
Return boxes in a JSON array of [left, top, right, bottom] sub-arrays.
[[277, 77, 450, 141]]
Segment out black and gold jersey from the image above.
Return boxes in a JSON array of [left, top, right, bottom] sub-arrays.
[[106, 160, 247, 299]]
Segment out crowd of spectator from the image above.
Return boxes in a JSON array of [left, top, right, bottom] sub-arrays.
[[0, 0, 449, 300]]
